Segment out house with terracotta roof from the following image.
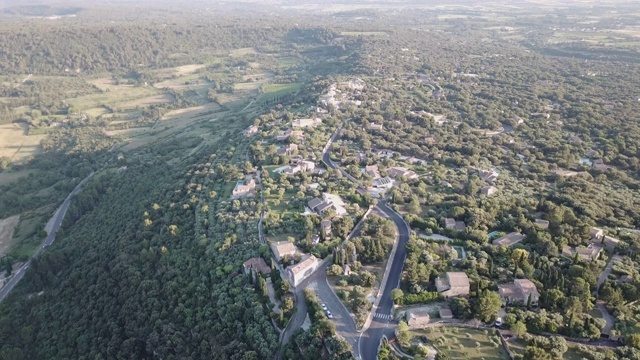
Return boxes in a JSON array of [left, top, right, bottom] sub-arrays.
[[592, 235, 620, 251], [534, 219, 550, 229], [271, 241, 297, 262], [562, 245, 602, 262], [387, 167, 418, 180], [231, 179, 256, 198], [499, 279, 539, 306], [243, 257, 271, 275], [365, 165, 381, 179], [436, 272, 470, 297]]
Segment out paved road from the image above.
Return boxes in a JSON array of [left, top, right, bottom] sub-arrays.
[[358, 200, 410, 360], [0, 172, 94, 303], [309, 269, 360, 348], [279, 260, 357, 347], [322, 126, 411, 360]]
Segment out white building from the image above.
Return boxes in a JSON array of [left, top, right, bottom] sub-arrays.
[[287, 255, 321, 287]]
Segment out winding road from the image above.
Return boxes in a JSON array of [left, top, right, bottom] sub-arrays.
[[322, 128, 411, 360], [0, 172, 94, 303]]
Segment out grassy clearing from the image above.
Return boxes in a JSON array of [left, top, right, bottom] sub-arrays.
[[0, 215, 20, 257], [88, 77, 120, 91], [229, 47, 258, 57], [414, 327, 509, 360], [257, 83, 302, 103], [0, 123, 46, 163], [153, 75, 208, 90], [276, 57, 301, 68], [9, 205, 53, 259], [0, 168, 40, 186], [151, 63, 207, 80], [266, 195, 298, 219], [84, 107, 110, 117], [68, 86, 160, 111], [266, 233, 296, 243]]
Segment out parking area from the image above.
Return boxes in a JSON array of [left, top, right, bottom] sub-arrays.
[[307, 278, 360, 348]]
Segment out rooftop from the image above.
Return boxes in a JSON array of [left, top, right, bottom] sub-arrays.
[[492, 232, 525, 247], [288, 255, 318, 275]]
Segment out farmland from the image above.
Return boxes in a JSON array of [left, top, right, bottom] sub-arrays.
[[0, 123, 46, 163]]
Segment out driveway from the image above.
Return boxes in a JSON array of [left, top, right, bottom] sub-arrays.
[[596, 301, 615, 335], [597, 255, 620, 290]]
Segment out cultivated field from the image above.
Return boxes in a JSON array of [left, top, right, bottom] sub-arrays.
[[0, 215, 20, 256], [0, 123, 45, 163], [67, 86, 162, 111], [153, 63, 207, 79]]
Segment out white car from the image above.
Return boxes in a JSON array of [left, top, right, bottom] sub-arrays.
[[326, 310, 333, 319], [494, 318, 503, 327], [321, 303, 327, 310]]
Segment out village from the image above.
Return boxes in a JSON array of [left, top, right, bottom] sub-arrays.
[[228, 74, 640, 360]]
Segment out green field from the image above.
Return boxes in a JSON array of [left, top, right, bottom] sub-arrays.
[[9, 205, 54, 260], [258, 83, 302, 103], [68, 86, 161, 111]]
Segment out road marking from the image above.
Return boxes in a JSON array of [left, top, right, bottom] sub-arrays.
[[373, 313, 392, 320]]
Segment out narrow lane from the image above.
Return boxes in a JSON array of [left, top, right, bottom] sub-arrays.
[[0, 172, 94, 302]]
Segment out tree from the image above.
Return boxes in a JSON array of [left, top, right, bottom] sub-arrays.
[[435, 353, 451, 360], [474, 290, 502, 323], [391, 288, 404, 305], [360, 271, 376, 287], [523, 346, 551, 360], [549, 336, 568, 359], [450, 297, 472, 319], [627, 334, 640, 349], [327, 264, 343, 276], [511, 321, 527, 338], [396, 321, 410, 346]]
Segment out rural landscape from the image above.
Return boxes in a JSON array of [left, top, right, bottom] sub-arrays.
[[1, 0, 640, 359]]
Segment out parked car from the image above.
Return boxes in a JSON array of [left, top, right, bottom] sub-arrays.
[[321, 303, 327, 310], [326, 310, 333, 319], [420, 336, 428, 343], [494, 318, 503, 327]]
